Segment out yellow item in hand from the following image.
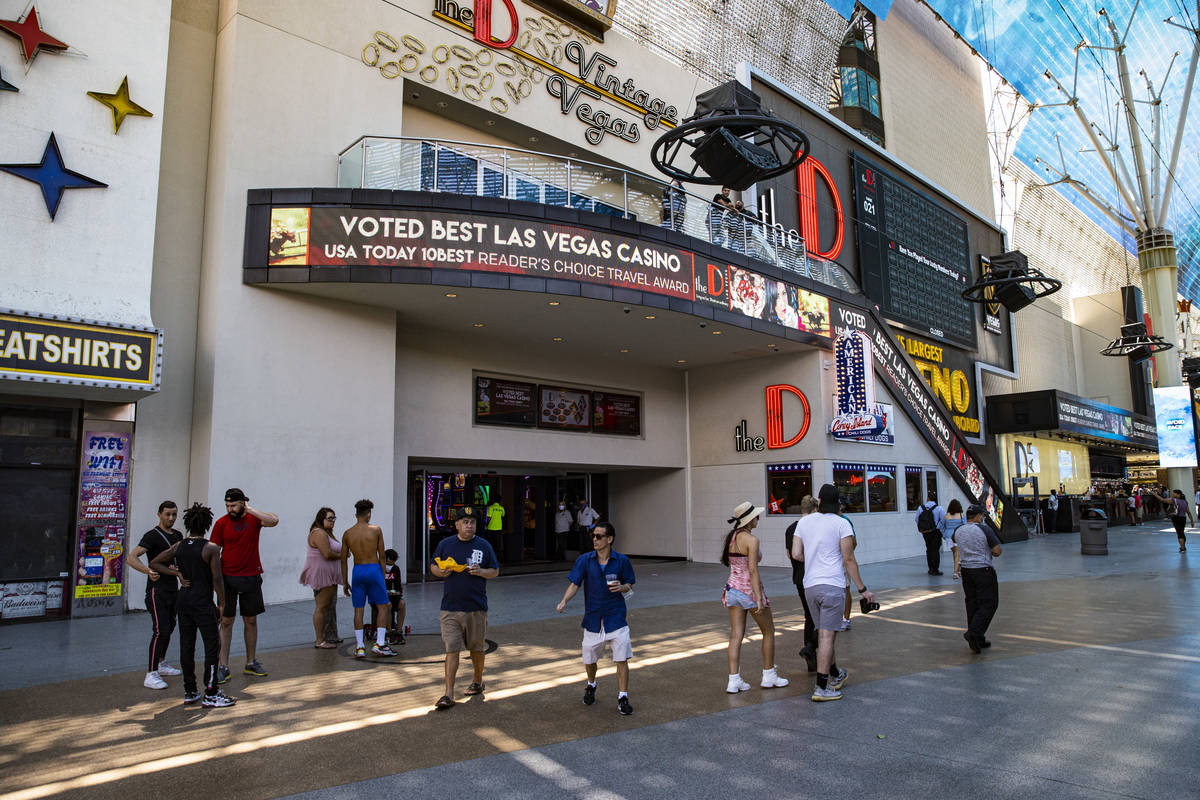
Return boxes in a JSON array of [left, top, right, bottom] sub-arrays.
[[435, 556, 468, 573]]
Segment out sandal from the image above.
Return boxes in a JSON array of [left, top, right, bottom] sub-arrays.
[[314, 641, 338, 649], [464, 682, 485, 695], [434, 695, 455, 709]]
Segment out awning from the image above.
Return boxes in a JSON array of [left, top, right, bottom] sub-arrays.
[[986, 389, 1157, 452]]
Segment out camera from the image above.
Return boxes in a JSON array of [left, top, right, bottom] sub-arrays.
[[622, 306, 631, 314], [699, 321, 707, 328], [859, 597, 880, 614]]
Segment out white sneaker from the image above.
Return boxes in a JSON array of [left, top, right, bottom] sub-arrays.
[[811, 685, 842, 702], [761, 667, 789, 688], [829, 667, 848, 690], [144, 671, 167, 690], [157, 661, 182, 676], [726, 674, 751, 693]]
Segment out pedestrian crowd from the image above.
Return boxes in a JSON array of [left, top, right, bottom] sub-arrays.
[[130, 479, 1191, 712]]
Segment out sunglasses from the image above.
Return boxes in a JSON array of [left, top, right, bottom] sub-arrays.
[[591, 533, 611, 539]]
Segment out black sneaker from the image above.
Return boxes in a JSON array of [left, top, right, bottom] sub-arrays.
[[582, 683, 597, 706], [799, 646, 818, 673], [617, 696, 633, 716], [183, 690, 202, 704], [216, 665, 230, 684], [964, 632, 982, 654]]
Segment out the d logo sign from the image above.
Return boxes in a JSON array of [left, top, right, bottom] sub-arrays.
[[795, 156, 844, 261], [474, 0, 518, 48], [765, 384, 811, 449]]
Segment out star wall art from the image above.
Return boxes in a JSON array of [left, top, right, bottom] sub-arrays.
[[0, 132, 107, 220], [88, 76, 152, 133], [0, 5, 67, 65]]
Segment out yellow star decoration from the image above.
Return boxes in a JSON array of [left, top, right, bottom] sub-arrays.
[[87, 76, 153, 133]]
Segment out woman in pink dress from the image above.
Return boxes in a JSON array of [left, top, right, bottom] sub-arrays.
[[721, 501, 789, 693], [300, 507, 343, 648]]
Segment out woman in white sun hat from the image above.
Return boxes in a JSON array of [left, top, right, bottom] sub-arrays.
[[720, 501, 789, 694]]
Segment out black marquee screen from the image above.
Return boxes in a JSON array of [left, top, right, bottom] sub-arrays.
[[853, 153, 976, 349]]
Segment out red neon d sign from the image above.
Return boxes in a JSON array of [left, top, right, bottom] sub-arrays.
[[765, 384, 811, 449], [474, 0, 519, 48]]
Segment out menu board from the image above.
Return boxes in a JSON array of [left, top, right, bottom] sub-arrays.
[[853, 154, 976, 348], [538, 386, 591, 431], [474, 376, 537, 427], [592, 392, 641, 436]]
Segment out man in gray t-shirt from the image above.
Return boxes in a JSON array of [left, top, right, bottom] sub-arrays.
[[951, 504, 1002, 653]]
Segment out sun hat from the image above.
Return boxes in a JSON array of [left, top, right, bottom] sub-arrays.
[[728, 501, 765, 529]]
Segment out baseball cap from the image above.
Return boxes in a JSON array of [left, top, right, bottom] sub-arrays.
[[817, 483, 841, 512], [224, 488, 248, 502], [456, 506, 478, 521], [966, 503, 985, 517]]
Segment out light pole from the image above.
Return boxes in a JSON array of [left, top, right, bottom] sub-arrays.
[[1038, 4, 1200, 493]]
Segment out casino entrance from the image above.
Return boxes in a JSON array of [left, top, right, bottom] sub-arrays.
[[406, 466, 610, 581]]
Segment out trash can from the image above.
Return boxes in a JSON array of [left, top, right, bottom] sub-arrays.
[[1079, 507, 1108, 555]]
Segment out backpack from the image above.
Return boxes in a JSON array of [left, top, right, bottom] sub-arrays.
[[917, 504, 936, 533]]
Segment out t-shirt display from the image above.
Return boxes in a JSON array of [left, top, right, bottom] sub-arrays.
[[211, 514, 265, 577], [433, 534, 499, 612], [486, 501, 505, 531], [794, 512, 854, 588]]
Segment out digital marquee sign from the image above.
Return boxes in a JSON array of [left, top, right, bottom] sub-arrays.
[[853, 153, 976, 349]]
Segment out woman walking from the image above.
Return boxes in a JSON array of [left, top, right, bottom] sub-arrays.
[[721, 501, 788, 693], [300, 507, 343, 647], [1169, 489, 1193, 552], [939, 500, 965, 562]]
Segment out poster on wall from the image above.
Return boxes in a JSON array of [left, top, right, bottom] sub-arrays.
[[538, 386, 591, 431], [474, 376, 537, 427], [592, 391, 641, 436], [1152, 386, 1197, 467], [74, 525, 125, 598], [79, 432, 130, 520]]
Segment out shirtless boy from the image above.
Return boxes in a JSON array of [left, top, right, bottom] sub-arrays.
[[340, 499, 396, 658]]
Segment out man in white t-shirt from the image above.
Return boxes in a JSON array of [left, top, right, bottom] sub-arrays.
[[576, 500, 600, 532], [791, 484, 876, 702]]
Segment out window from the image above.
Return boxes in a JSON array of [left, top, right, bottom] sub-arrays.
[[905, 466, 923, 511], [766, 463, 813, 515], [832, 462, 865, 513], [926, 471, 938, 503], [482, 165, 504, 197], [866, 464, 896, 512], [840, 66, 860, 108], [837, 67, 881, 118]]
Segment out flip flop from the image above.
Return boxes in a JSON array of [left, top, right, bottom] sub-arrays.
[[314, 642, 338, 649], [434, 695, 455, 709]]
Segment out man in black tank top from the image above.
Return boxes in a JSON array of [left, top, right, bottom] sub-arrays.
[[152, 503, 236, 708]]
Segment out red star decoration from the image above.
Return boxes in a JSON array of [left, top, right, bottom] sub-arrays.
[[0, 6, 68, 65], [768, 495, 782, 514]]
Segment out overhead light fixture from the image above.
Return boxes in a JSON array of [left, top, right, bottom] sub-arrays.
[[437, 101, 448, 108], [712, 330, 722, 335], [1100, 322, 1173, 358], [552, 337, 564, 342], [472, 322, 485, 328], [644, 314, 656, 320], [676, 359, 687, 364], [619, 347, 630, 353], [548, 301, 560, 306], [485, 120, 496, 126], [529, 136, 539, 143], [445, 292, 458, 298]]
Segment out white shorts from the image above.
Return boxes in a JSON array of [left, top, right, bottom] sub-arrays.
[[581, 624, 632, 664]]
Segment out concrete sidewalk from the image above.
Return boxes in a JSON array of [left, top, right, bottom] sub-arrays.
[[1, 521, 1197, 800]]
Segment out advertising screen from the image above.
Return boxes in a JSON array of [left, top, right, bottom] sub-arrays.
[[592, 391, 641, 436], [853, 154, 976, 348], [474, 376, 537, 427], [1152, 386, 1196, 467], [538, 386, 591, 431]]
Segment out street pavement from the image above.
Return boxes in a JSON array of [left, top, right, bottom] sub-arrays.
[[1, 521, 1197, 800]]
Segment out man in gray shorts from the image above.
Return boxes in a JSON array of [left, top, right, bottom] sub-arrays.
[[791, 484, 876, 702], [429, 508, 499, 709]]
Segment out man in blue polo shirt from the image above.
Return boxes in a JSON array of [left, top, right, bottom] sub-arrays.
[[556, 519, 636, 715]]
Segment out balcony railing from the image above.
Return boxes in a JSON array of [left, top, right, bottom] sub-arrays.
[[337, 136, 857, 294]]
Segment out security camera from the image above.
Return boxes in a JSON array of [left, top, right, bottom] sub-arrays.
[[699, 322, 708, 328], [622, 307, 631, 314]]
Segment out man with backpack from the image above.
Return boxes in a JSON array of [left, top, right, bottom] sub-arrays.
[[915, 494, 945, 575]]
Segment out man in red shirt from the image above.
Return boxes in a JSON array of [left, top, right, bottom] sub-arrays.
[[211, 488, 279, 683]]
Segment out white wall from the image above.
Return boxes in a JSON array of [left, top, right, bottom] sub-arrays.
[[0, 0, 171, 327], [608, 468, 687, 557], [687, 349, 945, 568]]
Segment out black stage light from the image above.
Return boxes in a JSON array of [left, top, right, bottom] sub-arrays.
[[651, 80, 809, 190], [962, 249, 1060, 313]]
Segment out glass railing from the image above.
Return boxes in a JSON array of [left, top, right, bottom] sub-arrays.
[[337, 136, 858, 295]]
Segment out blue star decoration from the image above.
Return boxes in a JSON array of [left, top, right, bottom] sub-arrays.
[[0, 64, 16, 93], [0, 133, 106, 220]]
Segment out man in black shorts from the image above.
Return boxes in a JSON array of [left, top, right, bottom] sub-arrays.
[[129, 500, 184, 690], [151, 502, 235, 707], [211, 488, 279, 683]]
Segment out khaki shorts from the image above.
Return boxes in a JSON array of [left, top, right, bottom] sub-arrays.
[[581, 624, 633, 664], [440, 610, 487, 653]]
